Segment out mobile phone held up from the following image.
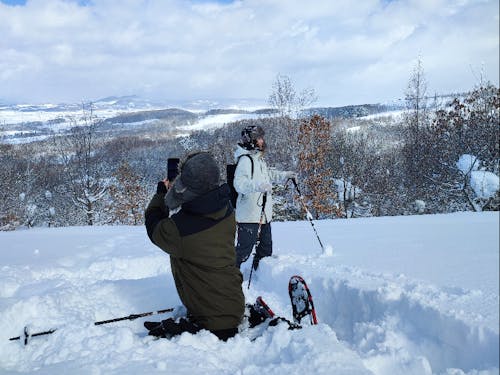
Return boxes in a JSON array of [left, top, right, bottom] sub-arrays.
[[167, 158, 180, 181]]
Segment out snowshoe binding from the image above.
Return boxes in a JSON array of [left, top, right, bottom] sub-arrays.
[[248, 296, 275, 328], [288, 275, 318, 325]]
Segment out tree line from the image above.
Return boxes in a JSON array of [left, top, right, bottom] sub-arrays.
[[1, 69, 498, 230]]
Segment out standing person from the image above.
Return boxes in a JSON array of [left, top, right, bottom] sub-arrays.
[[144, 151, 245, 341], [233, 125, 296, 270]]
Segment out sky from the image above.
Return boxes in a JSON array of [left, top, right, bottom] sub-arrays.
[[0, 0, 498, 106]]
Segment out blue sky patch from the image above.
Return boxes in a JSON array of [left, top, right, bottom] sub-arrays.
[[1, 0, 27, 6]]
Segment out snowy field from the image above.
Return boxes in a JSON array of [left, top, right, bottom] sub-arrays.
[[179, 113, 263, 132], [0, 106, 262, 144], [0, 212, 498, 375], [0, 105, 132, 126]]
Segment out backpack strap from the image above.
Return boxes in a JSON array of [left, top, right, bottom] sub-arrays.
[[237, 154, 254, 178]]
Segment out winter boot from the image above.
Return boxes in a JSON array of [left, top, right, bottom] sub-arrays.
[[248, 296, 275, 328], [144, 321, 162, 331], [144, 318, 201, 339]]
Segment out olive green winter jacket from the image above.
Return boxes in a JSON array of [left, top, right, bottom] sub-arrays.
[[145, 184, 244, 331]]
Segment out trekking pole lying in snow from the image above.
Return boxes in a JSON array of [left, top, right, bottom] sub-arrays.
[[289, 178, 326, 253], [9, 307, 174, 345]]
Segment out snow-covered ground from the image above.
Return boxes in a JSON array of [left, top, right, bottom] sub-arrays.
[[0, 212, 498, 375], [179, 113, 263, 132], [0, 105, 145, 145], [358, 110, 405, 121], [0, 105, 263, 144], [0, 105, 138, 127]]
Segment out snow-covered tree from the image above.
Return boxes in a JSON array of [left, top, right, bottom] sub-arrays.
[[456, 154, 499, 211], [53, 104, 108, 225], [19, 162, 38, 228], [329, 130, 375, 218], [401, 57, 432, 193], [268, 74, 317, 168], [429, 83, 499, 211], [0, 144, 22, 229]]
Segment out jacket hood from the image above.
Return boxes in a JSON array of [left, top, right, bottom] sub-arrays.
[[181, 183, 232, 218]]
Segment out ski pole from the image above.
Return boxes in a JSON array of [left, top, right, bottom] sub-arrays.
[[9, 307, 174, 345], [93, 308, 174, 325], [289, 178, 325, 252], [248, 193, 267, 289]]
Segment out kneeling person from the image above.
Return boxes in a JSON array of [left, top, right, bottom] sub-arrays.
[[144, 152, 245, 341]]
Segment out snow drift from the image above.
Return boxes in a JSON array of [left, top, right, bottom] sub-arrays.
[[0, 212, 498, 375]]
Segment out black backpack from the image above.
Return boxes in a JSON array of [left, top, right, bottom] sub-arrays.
[[227, 154, 254, 208]]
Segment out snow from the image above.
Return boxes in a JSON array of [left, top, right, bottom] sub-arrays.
[[358, 110, 405, 120], [178, 113, 262, 132], [334, 178, 361, 202], [456, 155, 499, 199], [0, 106, 263, 144], [470, 171, 499, 199], [0, 106, 127, 126], [457, 155, 480, 174], [0, 212, 498, 375]]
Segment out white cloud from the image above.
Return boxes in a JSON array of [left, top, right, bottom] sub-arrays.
[[0, 0, 498, 106]]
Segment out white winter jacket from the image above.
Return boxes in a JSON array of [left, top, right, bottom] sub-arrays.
[[233, 145, 291, 223]]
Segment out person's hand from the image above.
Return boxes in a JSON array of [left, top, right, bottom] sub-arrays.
[[257, 182, 272, 192], [156, 179, 170, 194]]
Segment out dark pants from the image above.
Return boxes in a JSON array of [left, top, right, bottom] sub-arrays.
[[235, 222, 272, 268]]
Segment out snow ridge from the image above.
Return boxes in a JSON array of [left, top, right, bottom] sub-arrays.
[[0, 213, 498, 375]]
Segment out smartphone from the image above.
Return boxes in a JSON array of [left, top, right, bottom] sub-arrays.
[[167, 158, 180, 181]]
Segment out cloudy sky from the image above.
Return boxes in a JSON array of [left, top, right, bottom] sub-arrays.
[[0, 0, 498, 106]]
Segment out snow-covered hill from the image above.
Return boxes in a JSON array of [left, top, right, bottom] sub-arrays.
[[0, 96, 267, 144], [0, 95, 410, 144], [0, 212, 498, 375]]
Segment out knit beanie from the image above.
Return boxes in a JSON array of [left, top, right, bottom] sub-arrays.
[[165, 152, 220, 209]]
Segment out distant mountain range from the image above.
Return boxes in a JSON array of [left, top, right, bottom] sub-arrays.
[[0, 95, 167, 113], [0, 92, 468, 128]]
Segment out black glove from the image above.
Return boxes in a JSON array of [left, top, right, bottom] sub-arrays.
[[157, 181, 168, 195]]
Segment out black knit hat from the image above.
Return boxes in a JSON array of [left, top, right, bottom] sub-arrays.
[[165, 152, 220, 208], [239, 125, 265, 150]]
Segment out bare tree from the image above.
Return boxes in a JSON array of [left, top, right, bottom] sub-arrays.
[[429, 83, 500, 211], [268, 74, 297, 118], [330, 130, 375, 218], [53, 104, 108, 225], [268, 74, 317, 168], [18, 161, 39, 227], [402, 57, 431, 193], [0, 144, 23, 229]]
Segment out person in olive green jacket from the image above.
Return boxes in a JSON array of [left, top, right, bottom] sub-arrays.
[[144, 152, 245, 341]]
